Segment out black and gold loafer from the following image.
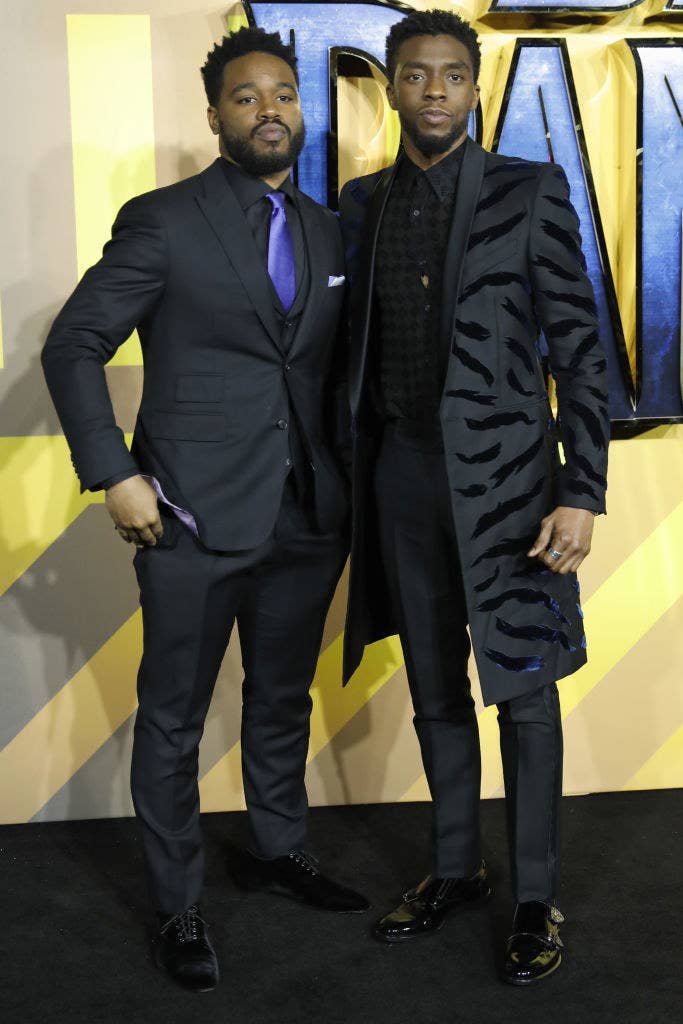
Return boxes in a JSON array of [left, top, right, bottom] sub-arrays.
[[502, 901, 564, 985], [373, 862, 491, 943]]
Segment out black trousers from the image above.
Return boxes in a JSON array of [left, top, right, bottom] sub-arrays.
[[131, 478, 347, 914], [374, 421, 562, 903]]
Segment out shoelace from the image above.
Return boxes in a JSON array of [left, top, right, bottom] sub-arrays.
[[160, 905, 205, 944], [288, 851, 320, 876]]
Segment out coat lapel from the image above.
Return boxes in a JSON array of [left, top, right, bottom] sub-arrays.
[[195, 159, 283, 350], [349, 160, 401, 415], [438, 139, 486, 383]]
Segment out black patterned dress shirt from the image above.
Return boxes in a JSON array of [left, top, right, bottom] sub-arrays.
[[374, 142, 465, 422]]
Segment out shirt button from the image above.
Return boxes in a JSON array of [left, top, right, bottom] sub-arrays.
[[276, 419, 288, 430], [424, 304, 431, 312], [284, 363, 292, 372], [285, 458, 292, 467], [412, 209, 420, 217]]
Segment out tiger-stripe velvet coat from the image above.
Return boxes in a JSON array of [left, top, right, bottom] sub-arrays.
[[339, 139, 609, 705]]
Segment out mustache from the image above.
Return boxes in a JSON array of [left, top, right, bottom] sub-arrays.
[[251, 119, 290, 137]]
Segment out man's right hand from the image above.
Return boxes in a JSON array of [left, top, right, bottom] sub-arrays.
[[105, 475, 163, 547]]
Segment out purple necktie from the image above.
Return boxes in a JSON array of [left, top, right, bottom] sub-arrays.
[[265, 191, 296, 311]]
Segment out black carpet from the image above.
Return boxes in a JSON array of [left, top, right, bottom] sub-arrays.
[[2, 791, 681, 1024]]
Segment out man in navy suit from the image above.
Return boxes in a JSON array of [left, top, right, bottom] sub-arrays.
[[43, 27, 367, 992]]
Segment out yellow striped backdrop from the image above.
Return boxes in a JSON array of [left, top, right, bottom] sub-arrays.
[[0, 2, 680, 825]]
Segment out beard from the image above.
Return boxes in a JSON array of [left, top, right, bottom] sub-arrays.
[[399, 110, 470, 158], [219, 118, 306, 177]]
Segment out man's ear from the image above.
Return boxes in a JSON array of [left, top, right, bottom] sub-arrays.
[[386, 82, 398, 112], [471, 84, 481, 112], [207, 106, 219, 135]]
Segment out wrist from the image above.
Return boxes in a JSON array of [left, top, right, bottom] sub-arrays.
[[99, 470, 140, 492]]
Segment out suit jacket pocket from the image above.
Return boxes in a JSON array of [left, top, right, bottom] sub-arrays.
[[175, 373, 225, 403], [143, 410, 228, 441], [154, 505, 180, 549]]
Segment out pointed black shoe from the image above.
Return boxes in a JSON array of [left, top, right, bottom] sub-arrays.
[[154, 905, 219, 992], [229, 847, 369, 912], [373, 862, 491, 943], [502, 901, 564, 985]]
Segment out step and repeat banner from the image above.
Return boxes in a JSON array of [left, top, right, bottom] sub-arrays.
[[0, 1, 681, 824]]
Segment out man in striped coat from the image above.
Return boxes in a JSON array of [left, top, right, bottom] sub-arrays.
[[339, 9, 608, 984]]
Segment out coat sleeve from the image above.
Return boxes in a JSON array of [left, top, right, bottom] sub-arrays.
[[529, 163, 609, 514], [41, 195, 168, 491]]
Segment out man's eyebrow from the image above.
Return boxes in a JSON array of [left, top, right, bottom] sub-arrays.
[[231, 80, 297, 95], [402, 60, 470, 71]]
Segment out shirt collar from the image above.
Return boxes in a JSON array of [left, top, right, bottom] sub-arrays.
[[220, 157, 296, 210], [400, 137, 468, 201]]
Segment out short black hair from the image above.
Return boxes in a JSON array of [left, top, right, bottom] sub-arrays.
[[200, 26, 299, 106], [385, 8, 481, 85]]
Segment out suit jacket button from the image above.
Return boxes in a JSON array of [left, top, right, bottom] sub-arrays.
[[285, 458, 292, 467], [277, 419, 288, 430], [284, 363, 292, 372]]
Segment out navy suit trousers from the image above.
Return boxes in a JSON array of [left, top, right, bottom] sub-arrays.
[[374, 421, 562, 901], [131, 478, 348, 914]]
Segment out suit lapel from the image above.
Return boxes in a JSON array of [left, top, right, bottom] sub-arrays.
[[286, 193, 328, 359], [439, 139, 486, 382], [287, 199, 311, 320], [350, 160, 400, 415], [195, 160, 282, 350]]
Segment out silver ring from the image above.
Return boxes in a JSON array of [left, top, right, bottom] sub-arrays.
[[548, 548, 562, 562]]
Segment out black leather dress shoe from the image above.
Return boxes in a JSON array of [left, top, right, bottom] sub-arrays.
[[373, 862, 491, 943], [229, 847, 369, 912], [502, 901, 564, 985], [155, 905, 219, 992]]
